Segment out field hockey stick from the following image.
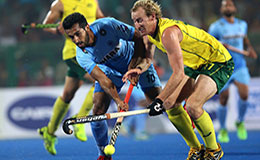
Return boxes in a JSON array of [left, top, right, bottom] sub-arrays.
[[21, 23, 59, 34], [108, 84, 134, 146], [62, 85, 149, 134], [62, 108, 149, 134]]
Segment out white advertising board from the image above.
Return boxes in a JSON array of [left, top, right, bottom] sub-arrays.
[[1, 78, 260, 139], [0, 85, 92, 139]]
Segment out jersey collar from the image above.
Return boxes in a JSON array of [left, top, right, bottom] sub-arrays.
[[152, 18, 160, 39]]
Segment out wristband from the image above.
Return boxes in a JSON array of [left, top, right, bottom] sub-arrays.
[[156, 98, 163, 104]]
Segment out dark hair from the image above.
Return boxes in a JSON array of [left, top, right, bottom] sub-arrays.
[[62, 12, 88, 30]]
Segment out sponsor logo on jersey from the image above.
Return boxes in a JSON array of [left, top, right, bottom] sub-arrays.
[[99, 42, 121, 64], [117, 24, 129, 33]]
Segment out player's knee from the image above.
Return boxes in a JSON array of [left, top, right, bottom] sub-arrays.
[[61, 92, 74, 103], [92, 102, 106, 115], [219, 91, 229, 105], [92, 107, 105, 115], [240, 93, 248, 101], [219, 96, 228, 105], [185, 99, 203, 119]]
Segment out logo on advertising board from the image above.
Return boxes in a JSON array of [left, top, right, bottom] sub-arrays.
[[7, 95, 70, 130]]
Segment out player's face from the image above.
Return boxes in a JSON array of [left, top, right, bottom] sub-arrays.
[[131, 7, 156, 36], [221, 0, 236, 17], [65, 23, 90, 49]]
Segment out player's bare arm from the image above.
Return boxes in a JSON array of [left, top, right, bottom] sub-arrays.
[[123, 35, 154, 85], [244, 36, 258, 59], [95, 0, 105, 19], [127, 30, 146, 70], [42, 0, 63, 34], [134, 36, 154, 72], [222, 43, 249, 56], [90, 66, 129, 111], [157, 26, 188, 107]]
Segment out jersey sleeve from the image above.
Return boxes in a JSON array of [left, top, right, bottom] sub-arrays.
[[243, 21, 248, 34], [109, 18, 135, 41], [76, 47, 97, 74], [208, 23, 220, 40]]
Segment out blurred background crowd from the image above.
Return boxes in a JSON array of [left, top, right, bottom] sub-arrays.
[[0, 0, 260, 87]]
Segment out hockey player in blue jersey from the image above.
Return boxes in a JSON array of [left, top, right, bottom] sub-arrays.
[[62, 12, 162, 160], [208, 0, 257, 143]]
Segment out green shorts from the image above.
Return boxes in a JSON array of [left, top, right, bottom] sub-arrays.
[[64, 57, 87, 81], [184, 59, 234, 94]]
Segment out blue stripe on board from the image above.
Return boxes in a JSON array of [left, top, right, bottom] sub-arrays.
[[0, 131, 260, 160]]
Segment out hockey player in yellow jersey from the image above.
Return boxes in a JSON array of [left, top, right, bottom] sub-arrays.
[[38, 0, 104, 155], [123, 0, 234, 159]]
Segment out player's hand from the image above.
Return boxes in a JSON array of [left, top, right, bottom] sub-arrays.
[[248, 48, 258, 59], [57, 22, 65, 35], [242, 50, 249, 56], [117, 101, 129, 112], [122, 68, 142, 86], [148, 98, 165, 116]]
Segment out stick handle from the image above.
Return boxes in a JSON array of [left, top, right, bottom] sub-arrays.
[[108, 109, 149, 119], [124, 84, 134, 103]]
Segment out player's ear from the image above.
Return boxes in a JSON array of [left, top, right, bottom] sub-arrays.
[[149, 13, 156, 21], [84, 24, 89, 30]]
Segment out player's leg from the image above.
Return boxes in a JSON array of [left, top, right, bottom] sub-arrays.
[[232, 67, 250, 140], [234, 81, 249, 140], [65, 58, 95, 142], [73, 83, 95, 141], [140, 64, 203, 159], [91, 65, 124, 159], [77, 73, 95, 119], [166, 78, 204, 160], [186, 57, 233, 159], [186, 74, 223, 159], [185, 59, 233, 159], [50, 76, 81, 132], [38, 75, 81, 155], [77, 74, 95, 118], [91, 87, 111, 158], [73, 73, 95, 142], [217, 88, 230, 143]]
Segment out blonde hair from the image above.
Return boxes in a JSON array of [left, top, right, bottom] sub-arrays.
[[131, 0, 162, 19]]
